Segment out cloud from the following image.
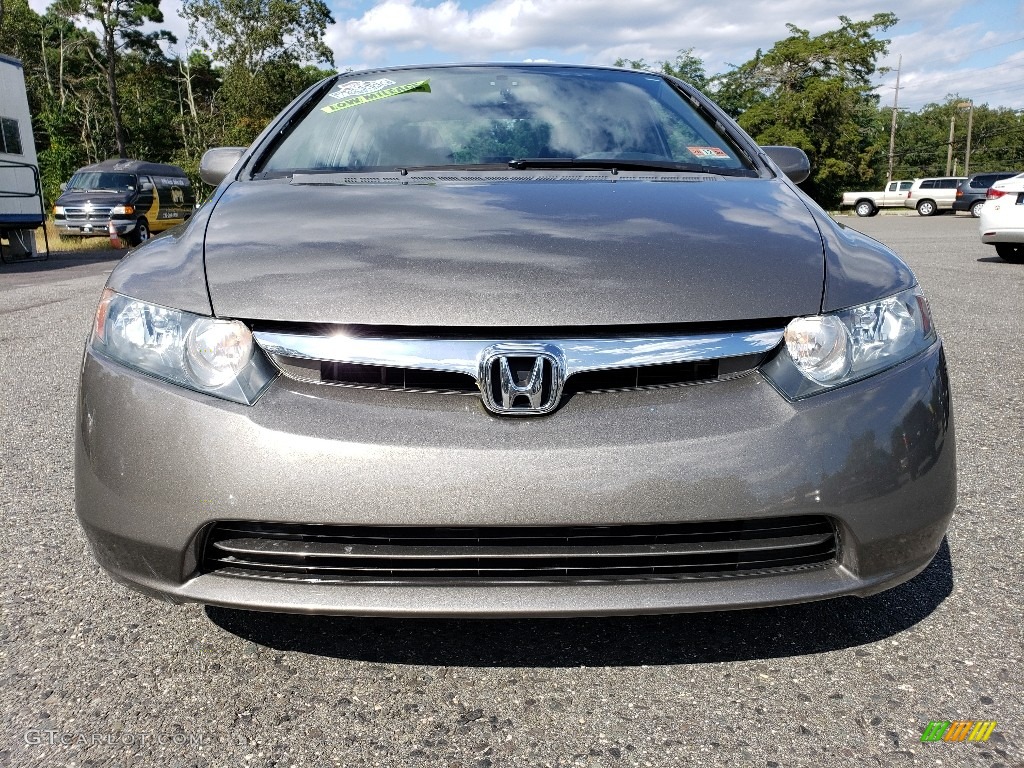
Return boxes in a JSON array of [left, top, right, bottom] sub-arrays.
[[886, 46, 1024, 109], [336, 0, 935, 66], [26, 0, 1024, 108], [330, 0, 1024, 108]]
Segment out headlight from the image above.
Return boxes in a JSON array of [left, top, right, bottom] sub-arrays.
[[110, 204, 135, 215], [90, 289, 276, 405], [762, 286, 937, 399], [53, 205, 65, 215]]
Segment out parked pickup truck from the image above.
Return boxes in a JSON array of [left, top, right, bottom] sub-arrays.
[[840, 180, 913, 217]]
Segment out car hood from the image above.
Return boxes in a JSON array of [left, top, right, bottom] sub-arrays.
[[203, 175, 826, 327], [56, 190, 134, 207]]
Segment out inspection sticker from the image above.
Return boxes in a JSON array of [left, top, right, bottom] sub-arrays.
[[328, 78, 396, 100], [687, 146, 730, 158], [322, 80, 431, 113]]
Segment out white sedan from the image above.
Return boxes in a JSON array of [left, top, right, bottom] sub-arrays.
[[979, 172, 1024, 263]]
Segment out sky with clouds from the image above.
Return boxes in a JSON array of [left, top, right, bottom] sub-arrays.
[[30, 0, 1024, 110]]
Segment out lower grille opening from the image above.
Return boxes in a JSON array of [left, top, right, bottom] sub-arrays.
[[201, 516, 838, 584], [566, 360, 720, 393], [321, 362, 478, 393]]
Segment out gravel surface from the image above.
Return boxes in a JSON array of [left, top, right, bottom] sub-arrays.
[[2, 218, 1021, 768]]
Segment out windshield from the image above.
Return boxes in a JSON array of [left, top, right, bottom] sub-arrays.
[[259, 66, 755, 176], [67, 172, 139, 193]]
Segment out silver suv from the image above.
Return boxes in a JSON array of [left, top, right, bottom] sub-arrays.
[[904, 177, 966, 216]]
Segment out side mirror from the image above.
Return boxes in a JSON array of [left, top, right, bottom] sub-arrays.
[[60, 182, 67, 192], [762, 146, 811, 184], [199, 147, 246, 186]]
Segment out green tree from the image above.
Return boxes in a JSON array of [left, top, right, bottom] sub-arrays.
[[181, 0, 333, 74], [2, 0, 101, 202], [68, 0, 176, 157], [215, 57, 333, 145], [716, 13, 898, 206], [657, 48, 709, 91], [0, 0, 39, 62], [169, 49, 223, 188], [181, 0, 334, 145], [890, 99, 1024, 177], [614, 48, 709, 90]]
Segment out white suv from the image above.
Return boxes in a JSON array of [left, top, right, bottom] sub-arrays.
[[904, 177, 966, 216]]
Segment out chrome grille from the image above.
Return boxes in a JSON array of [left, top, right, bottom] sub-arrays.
[[254, 327, 783, 398], [201, 516, 838, 584], [63, 205, 113, 223]]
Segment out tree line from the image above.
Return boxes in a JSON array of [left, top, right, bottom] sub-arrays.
[[1, 5, 1022, 209], [0, 0, 334, 205], [617, 13, 1024, 205]]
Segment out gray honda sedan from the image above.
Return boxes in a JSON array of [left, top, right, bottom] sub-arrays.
[[75, 64, 956, 616]]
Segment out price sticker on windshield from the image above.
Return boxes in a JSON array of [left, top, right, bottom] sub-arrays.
[[687, 146, 730, 159]]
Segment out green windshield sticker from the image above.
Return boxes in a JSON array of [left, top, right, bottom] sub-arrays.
[[321, 80, 431, 113]]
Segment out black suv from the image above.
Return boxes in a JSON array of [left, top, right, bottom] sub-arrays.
[[954, 172, 1021, 217]]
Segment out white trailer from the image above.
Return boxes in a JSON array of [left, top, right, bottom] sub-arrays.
[[0, 54, 47, 260]]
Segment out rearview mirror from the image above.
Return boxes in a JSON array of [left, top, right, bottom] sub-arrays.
[[200, 147, 247, 186], [761, 146, 811, 184]]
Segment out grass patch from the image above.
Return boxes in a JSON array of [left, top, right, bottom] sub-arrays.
[[36, 220, 120, 253]]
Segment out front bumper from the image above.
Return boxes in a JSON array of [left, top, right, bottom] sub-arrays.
[[54, 217, 139, 237], [75, 341, 956, 616], [54, 219, 107, 237]]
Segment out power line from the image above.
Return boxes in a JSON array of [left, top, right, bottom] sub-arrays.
[[876, 59, 1024, 95], [875, 47, 1024, 105], [939, 57, 1024, 78], [963, 80, 1024, 99]]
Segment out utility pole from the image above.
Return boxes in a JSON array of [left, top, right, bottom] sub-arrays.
[[961, 100, 974, 177], [887, 55, 902, 185], [946, 114, 956, 177]]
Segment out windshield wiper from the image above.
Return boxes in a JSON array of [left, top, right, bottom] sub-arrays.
[[274, 164, 511, 180], [393, 164, 510, 173], [508, 158, 756, 177]]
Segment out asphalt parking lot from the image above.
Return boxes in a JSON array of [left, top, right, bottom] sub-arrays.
[[2, 215, 1021, 768]]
